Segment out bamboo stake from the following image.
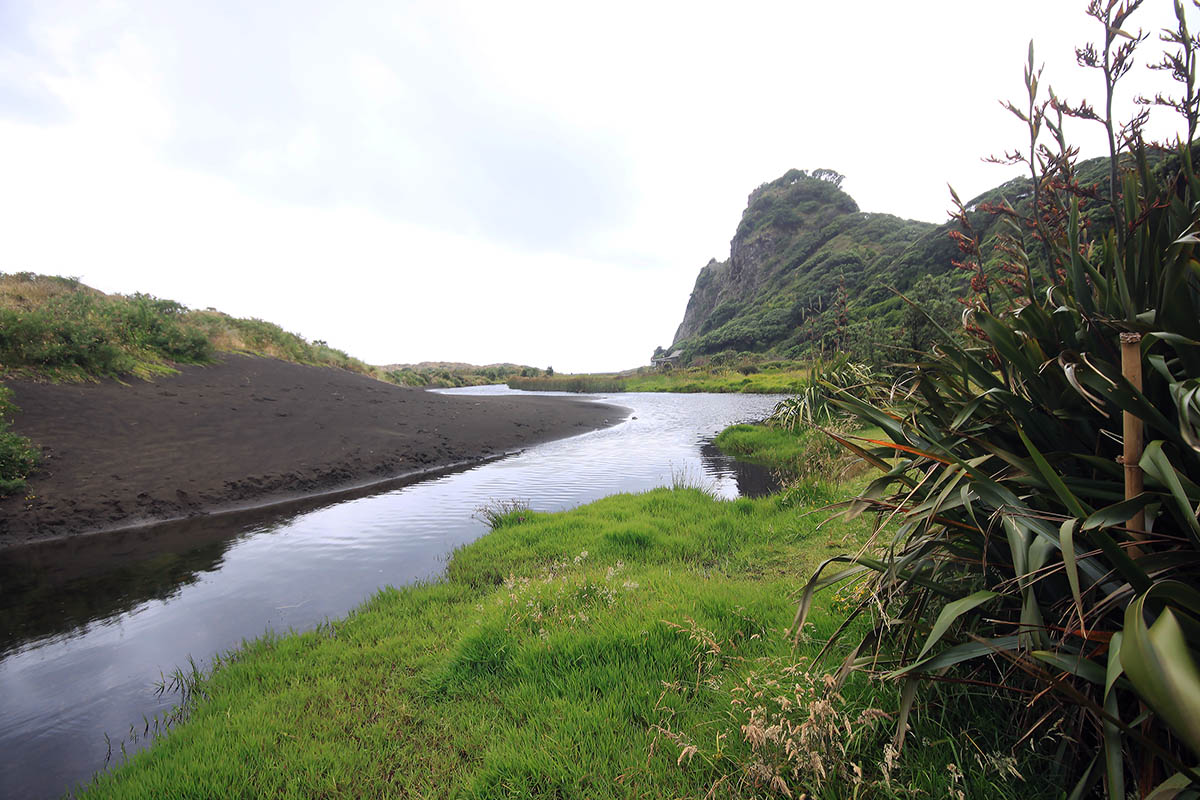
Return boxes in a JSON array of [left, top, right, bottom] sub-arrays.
[[1120, 332, 1146, 537]]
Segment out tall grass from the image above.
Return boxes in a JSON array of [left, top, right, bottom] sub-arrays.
[[0, 275, 210, 379], [506, 374, 629, 392], [506, 365, 812, 394], [0, 384, 38, 495]]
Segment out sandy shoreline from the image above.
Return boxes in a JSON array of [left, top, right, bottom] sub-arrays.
[[0, 355, 625, 548]]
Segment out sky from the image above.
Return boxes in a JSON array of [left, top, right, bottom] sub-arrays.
[[1, 1, 1194, 372]]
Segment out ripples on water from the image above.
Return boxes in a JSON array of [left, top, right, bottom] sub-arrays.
[[0, 388, 786, 799]]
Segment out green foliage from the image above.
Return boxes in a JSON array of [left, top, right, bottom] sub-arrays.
[[800, 13, 1200, 795], [0, 287, 212, 379], [0, 385, 38, 495], [384, 362, 541, 388], [0, 273, 380, 381], [714, 422, 858, 489], [185, 312, 374, 375], [670, 165, 949, 363], [736, 169, 859, 241], [900, 272, 963, 354], [506, 374, 628, 392], [767, 356, 875, 430], [79, 485, 1051, 798], [506, 362, 813, 394], [669, 140, 1166, 366]]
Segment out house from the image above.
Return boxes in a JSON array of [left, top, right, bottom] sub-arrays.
[[651, 350, 684, 371]]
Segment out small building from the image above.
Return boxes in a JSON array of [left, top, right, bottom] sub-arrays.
[[652, 350, 684, 371]]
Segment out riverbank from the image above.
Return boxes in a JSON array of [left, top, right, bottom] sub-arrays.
[[506, 364, 811, 394], [0, 354, 624, 547], [77, 475, 1045, 799]]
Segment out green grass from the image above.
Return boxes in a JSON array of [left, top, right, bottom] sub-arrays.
[[713, 424, 817, 476], [505, 374, 629, 393], [80, 485, 1054, 799], [0, 273, 546, 392], [382, 364, 539, 389], [0, 273, 377, 382], [0, 384, 37, 495], [714, 423, 887, 488], [507, 365, 811, 395]]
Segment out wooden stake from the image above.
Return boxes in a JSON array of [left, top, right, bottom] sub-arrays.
[[1120, 332, 1146, 536]]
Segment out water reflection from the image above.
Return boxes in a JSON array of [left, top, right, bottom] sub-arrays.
[[698, 441, 780, 498], [0, 460, 485, 657], [0, 389, 786, 799]]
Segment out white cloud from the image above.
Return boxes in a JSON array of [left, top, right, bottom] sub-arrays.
[[1, 1, 1194, 371]]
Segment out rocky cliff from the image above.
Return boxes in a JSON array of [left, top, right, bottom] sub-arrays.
[[668, 152, 1151, 363], [670, 169, 937, 359]]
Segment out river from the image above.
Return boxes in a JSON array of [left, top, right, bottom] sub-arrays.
[[0, 388, 786, 799]]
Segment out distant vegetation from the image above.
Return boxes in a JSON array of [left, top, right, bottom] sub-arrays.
[[506, 374, 628, 393], [383, 361, 543, 389], [668, 151, 1171, 368], [508, 358, 811, 394]]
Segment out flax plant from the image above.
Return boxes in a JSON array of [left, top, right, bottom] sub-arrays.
[[796, 3, 1200, 796]]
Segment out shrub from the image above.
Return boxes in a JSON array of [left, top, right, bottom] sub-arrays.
[[799, 9, 1200, 797], [0, 385, 38, 495]]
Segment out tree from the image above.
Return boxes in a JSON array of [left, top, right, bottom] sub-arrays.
[[811, 167, 845, 188]]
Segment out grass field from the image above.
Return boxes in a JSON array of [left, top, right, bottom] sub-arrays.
[[507, 365, 811, 395], [79, 427, 1050, 798]]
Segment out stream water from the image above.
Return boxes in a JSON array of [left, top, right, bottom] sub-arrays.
[[0, 388, 787, 799]]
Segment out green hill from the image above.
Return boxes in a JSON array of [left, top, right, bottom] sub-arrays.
[[667, 155, 1138, 365], [0, 273, 379, 382]]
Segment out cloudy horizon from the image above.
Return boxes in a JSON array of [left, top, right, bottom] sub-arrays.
[[1, 1, 1192, 371]]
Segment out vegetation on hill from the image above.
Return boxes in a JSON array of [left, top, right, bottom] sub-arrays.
[[0, 273, 377, 381], [383, 361, 544, 389], [0, 272, 396, 494], [668, 169, 943, 364], [0, 385, 38, 495], [506, 358, 812, 394], [667, 148, 1174, 369]]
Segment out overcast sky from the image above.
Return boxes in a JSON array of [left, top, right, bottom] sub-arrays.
[[1, 1, 1193, 371]]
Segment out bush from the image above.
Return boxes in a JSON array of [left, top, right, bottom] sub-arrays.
[[800, 10, 1200, 797], [0, 386, 37, 495]]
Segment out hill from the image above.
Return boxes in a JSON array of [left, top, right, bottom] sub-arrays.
[[666, 155, 1137, 365], [0, 272, 378, 381]]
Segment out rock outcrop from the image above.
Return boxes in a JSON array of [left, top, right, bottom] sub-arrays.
[[670, 169, 935, 358]]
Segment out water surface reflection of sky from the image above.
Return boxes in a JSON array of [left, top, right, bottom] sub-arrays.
[[0, 388, 786, 799]]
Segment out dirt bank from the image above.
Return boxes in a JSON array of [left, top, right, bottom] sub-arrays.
[[0, 355, 625, 547]]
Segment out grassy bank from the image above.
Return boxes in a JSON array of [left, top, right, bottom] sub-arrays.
[[507, 364, 810, 394], [0, 385, 38, 494], [714, 423, 886, 484], [0, 273, 377, 382], [81, 478, 1047, 798], [382, 363, 542, 389], [713, 424, 826, 477]]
